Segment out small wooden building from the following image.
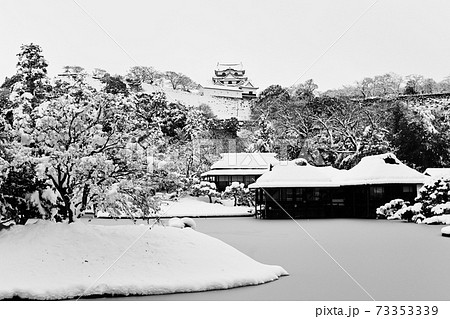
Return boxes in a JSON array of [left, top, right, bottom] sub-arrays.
[[339, 154, 426, 218], [249, 154, 426, 219], [249, 159, 343, 219], [201, 153, 279, 191]]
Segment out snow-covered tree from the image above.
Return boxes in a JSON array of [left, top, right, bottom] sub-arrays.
[[415, 179, 450, 217], [0, 44, 52, 225], [251, 87, 394, 167], [380, 178, 450, 223], [164, 71, 197, 91], [62, 65, 86, 76], [0, 154, 43, 225], [335, 124, 391, 169], [247, 117, 275, 153], [95, 179, 162, 222], [293, 79, 318, 101], [190, 181, 220, 203], [376, 199, 408, 219], [126, 66, 161, 86], [404, 74, 425, 95], [132, 91, 188, 139], [390, 101, 450, 171], [101, 75, 129, 95], [14, 75, 156, 223], [92, 68, 109, 80], [251, 84, 290, 121], [438, 76, 450, 93], [11, 43, 50, 110], [223, 182, 253, 207]]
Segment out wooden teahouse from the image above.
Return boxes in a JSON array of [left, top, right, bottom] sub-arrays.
[[339, 153, 426, 218], [201, 153, 279, 191], [249, 154, 426, 219], [249, 159, 343, 219]]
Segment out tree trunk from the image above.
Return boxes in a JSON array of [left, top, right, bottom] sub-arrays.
[[49, 173, 74, 223], [81, 183, 90, 212], [63, 194, 74, 223]]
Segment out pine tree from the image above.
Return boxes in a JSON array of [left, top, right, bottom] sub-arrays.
[[191, 181, 220, 203], [13, 43, 50, 110], [223, 182, 253, 207]]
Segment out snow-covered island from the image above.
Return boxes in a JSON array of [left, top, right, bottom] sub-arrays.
[[0, 220, 287, 300]]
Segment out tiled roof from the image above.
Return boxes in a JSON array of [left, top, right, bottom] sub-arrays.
[[211, 153, 279, 170], [216, 62, 244, 71]]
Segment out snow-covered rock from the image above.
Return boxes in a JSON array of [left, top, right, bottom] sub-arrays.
[[167, 217, 185, 228], [0, 221, 287, 300], [180, 217, 197, 229], [441, 226, 450, 237], [412, 213, 425, 223]]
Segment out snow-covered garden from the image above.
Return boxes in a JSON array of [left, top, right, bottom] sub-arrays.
[[2, 42, 450, 303]]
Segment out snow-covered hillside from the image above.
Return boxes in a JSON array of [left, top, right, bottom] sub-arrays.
[[143, 84, 252, 120]]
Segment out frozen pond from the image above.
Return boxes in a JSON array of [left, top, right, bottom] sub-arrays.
[[85, 217, 450, 301]]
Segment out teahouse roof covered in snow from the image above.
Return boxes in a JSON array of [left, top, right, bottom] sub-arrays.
[[248, 159, 341, 188], [423, 168, 450, 180], [248, 154, 426, 188], [201, 153, 279, 177], [338, 153, 426, 186]]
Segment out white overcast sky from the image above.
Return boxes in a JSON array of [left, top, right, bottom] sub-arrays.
[[1, 0, 450, 91]]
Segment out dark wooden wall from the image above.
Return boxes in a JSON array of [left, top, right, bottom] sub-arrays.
[[255, 184, 418, 219]]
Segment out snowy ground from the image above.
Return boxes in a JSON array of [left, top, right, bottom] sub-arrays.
[[96, 196, 254, 219], [0, 220, 287, 300], [159, 196, 254, 217], [97, 218, 450, 301]]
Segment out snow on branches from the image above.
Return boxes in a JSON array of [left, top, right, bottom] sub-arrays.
[[376, 199, 408, 220], [379, 178, 450, 224], [190, 181, 220, 203], [415, 178, 450, 217], [1, 57, 168, 223], [223, 182, 253, 207]]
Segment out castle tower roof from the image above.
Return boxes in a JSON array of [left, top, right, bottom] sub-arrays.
[[216, 62, 244, 72]]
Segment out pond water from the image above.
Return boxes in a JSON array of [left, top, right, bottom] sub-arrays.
[[84, 217, 450, 301]]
